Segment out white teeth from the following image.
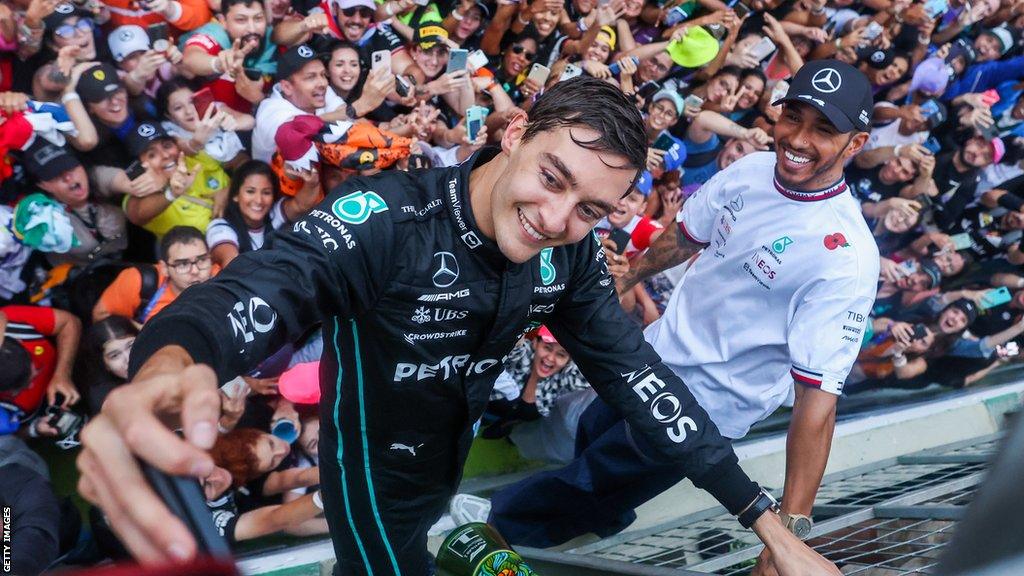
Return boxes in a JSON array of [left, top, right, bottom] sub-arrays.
[[785, 150, 811, 164], [518, 208, 546, 242]]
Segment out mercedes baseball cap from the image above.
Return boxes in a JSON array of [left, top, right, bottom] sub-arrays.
[[22, 141, 81, 182], [126, 122, 173, 157], [276, 44, 319, 82], [108, 25, 151, 63], [77, 64, 123, 103], [43, 2, 87, 40], [772, 59, 874, 133]]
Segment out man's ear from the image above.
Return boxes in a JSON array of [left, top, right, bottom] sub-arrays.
[[845, 131, 870, 160], [279, 79, 293, 99], [500, 110, 529, 156], [157, 260, 168, 277], [215, 13, 226, 27]]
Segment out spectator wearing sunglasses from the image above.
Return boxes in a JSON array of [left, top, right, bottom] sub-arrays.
[[93, 226, 219, 324], [43, 4, 97, 63], [482, 31, 538, 103]]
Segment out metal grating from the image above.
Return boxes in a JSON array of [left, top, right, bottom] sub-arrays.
[[547, 435, 1002, 576]]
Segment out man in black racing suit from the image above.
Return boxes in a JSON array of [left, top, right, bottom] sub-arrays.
[[76, 77, 839, 576]]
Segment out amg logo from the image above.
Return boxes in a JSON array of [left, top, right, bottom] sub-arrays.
[[419, 289, 471, 302]]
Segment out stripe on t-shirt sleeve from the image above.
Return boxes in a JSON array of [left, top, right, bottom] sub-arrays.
[[791, 365, 823, 387]]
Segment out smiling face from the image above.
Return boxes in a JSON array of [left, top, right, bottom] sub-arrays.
[[870, 56, 909, 86], [142, 138, 181, 177], [328, 46, 361, 93], [219, 1, 266, 48], [584, 34, 612, 63], [608, 189, 646, 229], [532, 6, 559, 37], [737, 75, 765, 110], [531, 338, 571, 378], [165, 87, 198, 132], [879, 156, 917, 185], [412, 44, 450, 79], [718, 137, 761, 170], [646, 98, 679, 134], [235, 172, 275, 227], [337, 5, 374, 42], [882, 204, 920, 233], [281, 60, 329, 112], [489, 120, 638, 263], [37, 165, 90, 208], [87, 88, 129, 126], [102, 336, 135, 380], [974, 33, 1002, 62], [938, 306, 969, 333], [50, 16, 97, 60], [706, 72, 739, 104], [773, 102, 868, 190], [456, 6, 483, 39]]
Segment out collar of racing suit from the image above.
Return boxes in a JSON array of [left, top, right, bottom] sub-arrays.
[[446, 147, 508, 268], [772, 174, 848, 202]]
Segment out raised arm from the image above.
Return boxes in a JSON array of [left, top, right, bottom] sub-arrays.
[[617, 219, 702, 293]]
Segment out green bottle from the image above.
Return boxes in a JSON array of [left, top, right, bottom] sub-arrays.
[[436, 523, 538, 576]]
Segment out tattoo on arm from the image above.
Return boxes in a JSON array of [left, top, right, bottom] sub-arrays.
[[616, 222, 703, 293]]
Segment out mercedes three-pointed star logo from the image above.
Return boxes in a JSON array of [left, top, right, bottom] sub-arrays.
[[811, 68, 842, 93], [432, 251, 459, 287]]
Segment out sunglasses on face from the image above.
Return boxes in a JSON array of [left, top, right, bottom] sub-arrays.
[[510, 44, 536, 60], [341, 6, 374, 18], [54, 19, 94, 39]]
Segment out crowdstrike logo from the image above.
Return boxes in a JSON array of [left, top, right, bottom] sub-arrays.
[[403, 329, 468, 345], [432, 251, 459, 287]]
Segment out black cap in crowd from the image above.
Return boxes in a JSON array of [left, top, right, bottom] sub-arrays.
[[773, 59, 874, 133], [43, 2, 87, 39], [950, 298, 979, 325], [22, 140, 81, 182], [865, 48, 895, 70], [126, 122, 173, 157], [276, 44, 318, 82], [77, 64, 123, 103]]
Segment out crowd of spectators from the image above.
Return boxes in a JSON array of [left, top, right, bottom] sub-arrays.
[[5, 0, 1024, 569]]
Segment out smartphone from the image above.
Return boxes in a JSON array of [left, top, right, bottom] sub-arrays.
[[560, 62, 583, 81], [193, 87, 215, 118], [219, 376, 249, 399], [395, 74, 412, 97], [527, 63, 551, 86], [608, 228, 631, 255], [141, 463, 234, 559], [747, 37, 776, 62], [653, 132, 676, 151], [980, 88, 1001, 107], [924, 0, 949, 19], [920, 99, 940, 119], [467, 49, 489, 71], [950, 232, 973, 250], [466, 105, 488, 142], [607, 56, 639, 76], [911, 323, 929, 341], [769, 80, 790, 104], [860, 21, 884, 42], [897, 259, 919, 277], [125, 160, 146, 181], [147, 22, 170, 52], [998, 341, 1020, 358], [978, 122, 1000, 141], [447, 49, 468, 74], [980, 286, 1013, 310], [371, 50, 392, 73], [923, 136, 943, 155], [733, 1, 752, 18], [683, 94, 705, 109]]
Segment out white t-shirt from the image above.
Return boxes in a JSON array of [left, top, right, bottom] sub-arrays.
[[205, 199, 288, 251], [645, 152, 879, 438], [252, 86, 328, 163], [863, 103, 928, 151]]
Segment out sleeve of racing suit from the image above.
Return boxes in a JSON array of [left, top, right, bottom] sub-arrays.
[[129, 177, 396, 382], [545, 234, 759, 515]]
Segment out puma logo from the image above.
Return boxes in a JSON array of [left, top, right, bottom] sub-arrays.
[[390, 442, 423, 456]]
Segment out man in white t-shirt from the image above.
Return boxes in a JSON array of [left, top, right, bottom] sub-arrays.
[[483, 61, 879, 571], [252, 44, 328, 163]]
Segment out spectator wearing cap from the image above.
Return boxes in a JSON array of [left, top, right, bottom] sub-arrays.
[[181, 0, 279, 114], [122, 121, 230, 238], [907, 57, 952, 102], [642, 89, 687, 178], [975, 26, 1016, 63], [407, 19, 474, 112], [20, 141, 128, 266], [101, 0, 212, 33], [943, 30, 1024, 102], [252, 44, 329, 163], [109, 25, 185, 100], [74, 63, 141, 167], [442, 0, 490, 50], [42, 3, 97, 64], [932, 133, 1002, 232], [947, 175, 1024, 265], [859, 49, 911, 90]]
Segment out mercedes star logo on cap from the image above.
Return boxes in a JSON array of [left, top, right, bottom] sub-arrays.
[[138, 124, 156, 137], [55, 3, 73, 13], [298, 45, 314, 58], [432, 251, 459, 287], [811, 68, 842, 93]]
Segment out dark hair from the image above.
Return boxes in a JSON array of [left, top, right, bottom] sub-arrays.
[[0, 337, 31, 393], [222, 0, 264, 13], [715, 65, 743, 82], [74, 316, 138, 415], [160, 226, 207, 261], [322, 40, 366, 99], [224, 160, 280, 253], [740, 67, 767, 88], [156, 77, 194, 120], [522, 76, 647, 176]]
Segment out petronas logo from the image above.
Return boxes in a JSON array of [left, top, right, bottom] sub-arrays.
[[539, 248, 555, 286]]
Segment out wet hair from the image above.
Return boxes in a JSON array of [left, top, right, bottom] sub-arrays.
[[210, 428, 266, 488], [0, 337, 31, 393], [159, 226, 207, 261], [522, 76, 647, 177]]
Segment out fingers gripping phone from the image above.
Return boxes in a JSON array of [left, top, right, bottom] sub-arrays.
[[980, 286, 1012, 310], [193, 87, 216, 118], [607, 228, 631, 255], [466, 105, 488, 142], [371, 50, 392, 73], [147, 22, 170, 52], [447, 49, 468, 74], [527, 63, 551, 86], [653, 132, 676, 151], [141, 462, 236, 562], [125, 160, 146, 181]]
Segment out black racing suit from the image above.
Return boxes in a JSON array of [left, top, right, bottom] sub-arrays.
[[129, 149, 759, 575]]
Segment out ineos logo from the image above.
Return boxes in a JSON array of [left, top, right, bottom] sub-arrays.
[[138, 124, 156, 137], [432, 251, 459, 287], [297, 45, 314, 58], [811, 68, 841, 93]]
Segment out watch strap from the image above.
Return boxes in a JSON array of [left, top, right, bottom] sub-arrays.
[[738, 489, 779, 529]]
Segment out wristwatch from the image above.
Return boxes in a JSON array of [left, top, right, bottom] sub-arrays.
[[737, 488, 780, 529], [780, 512, 814, 539]]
